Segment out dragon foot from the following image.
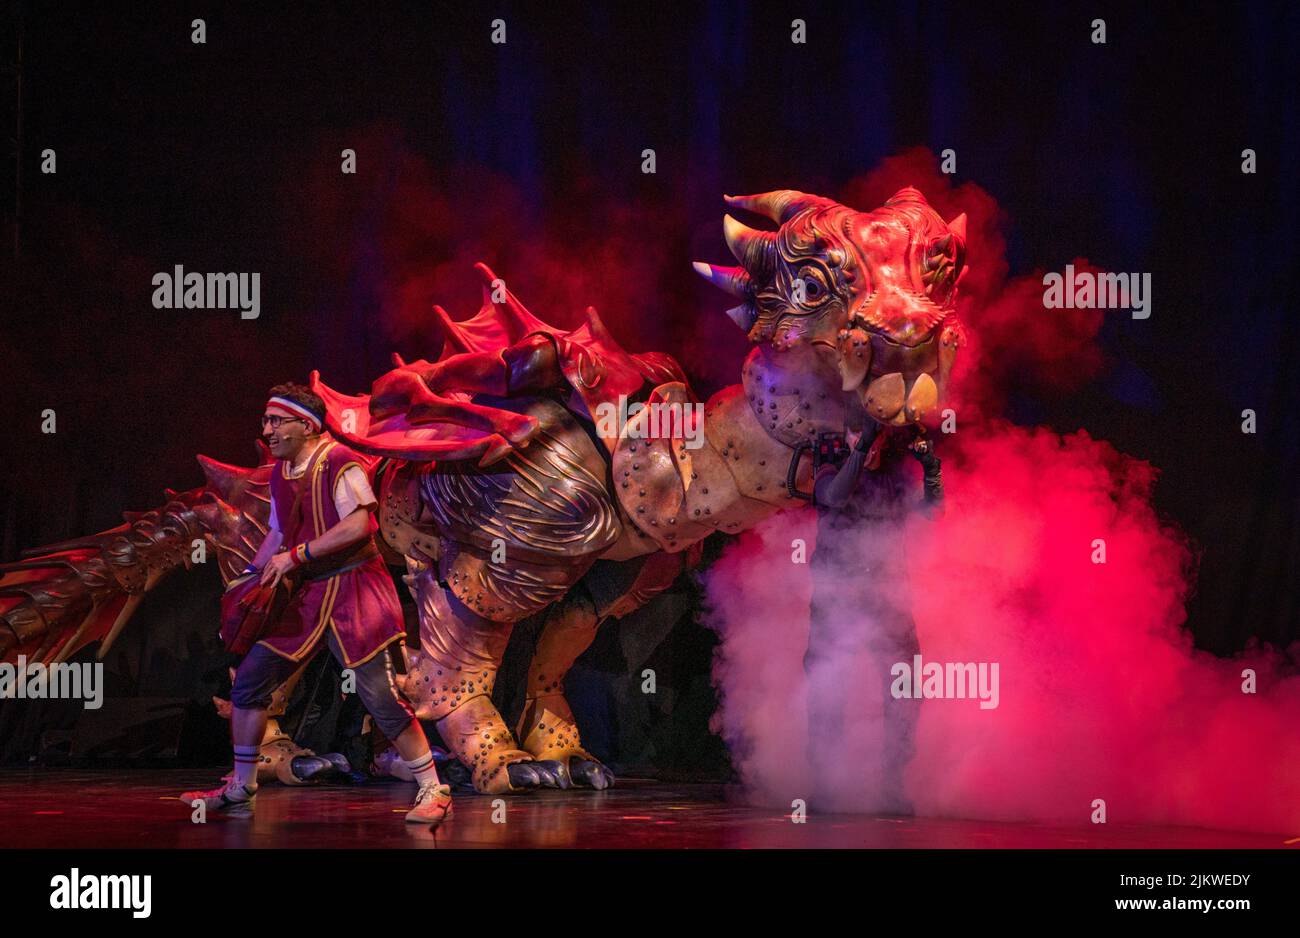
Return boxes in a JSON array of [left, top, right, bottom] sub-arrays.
[[518, 697, 614, 790], [435, 695, 553, 794]]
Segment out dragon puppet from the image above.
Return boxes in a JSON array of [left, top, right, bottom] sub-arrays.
[[0, 187, 967, 794]]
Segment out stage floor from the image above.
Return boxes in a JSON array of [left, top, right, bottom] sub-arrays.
[[0, 769, 1293, 849]]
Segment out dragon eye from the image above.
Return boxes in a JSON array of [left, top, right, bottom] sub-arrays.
[[793, 267, 831, 308]]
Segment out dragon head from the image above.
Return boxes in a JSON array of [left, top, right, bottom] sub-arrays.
[[695, 187, 967, 436]]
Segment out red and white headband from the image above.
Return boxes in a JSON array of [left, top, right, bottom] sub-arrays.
[[266, 396, 323, 433]]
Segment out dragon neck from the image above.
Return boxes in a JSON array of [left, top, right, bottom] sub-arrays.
[[681, 346, 863, 522]]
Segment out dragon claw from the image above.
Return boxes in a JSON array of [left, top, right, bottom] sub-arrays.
[[569, 758, 615, 790], [506, 761, 546, 790]]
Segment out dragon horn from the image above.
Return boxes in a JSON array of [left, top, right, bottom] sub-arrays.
[[723, 215, 777, 277], [725, 303, 759, 332], [724, 190, 831, 223], [691, 261, 752, 298], [947, 212, 968, 242]]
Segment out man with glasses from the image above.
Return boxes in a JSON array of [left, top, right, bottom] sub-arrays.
[[181, 383, 452, 826]]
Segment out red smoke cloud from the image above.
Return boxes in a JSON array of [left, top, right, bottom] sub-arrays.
[[905, 424, 1300, 830], [704, 149, 1300, 833]]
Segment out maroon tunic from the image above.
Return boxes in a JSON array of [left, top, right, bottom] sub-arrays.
[[255, 440, 405, 667]]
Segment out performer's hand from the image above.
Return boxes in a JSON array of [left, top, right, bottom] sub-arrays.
[[260, 551, 295, 588], [909, 436, 942, 477]]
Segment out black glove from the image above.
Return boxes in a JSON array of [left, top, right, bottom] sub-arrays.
[[909, 437, 943, 506]]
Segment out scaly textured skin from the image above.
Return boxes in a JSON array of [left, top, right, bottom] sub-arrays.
[[2, 187, 968, 796]]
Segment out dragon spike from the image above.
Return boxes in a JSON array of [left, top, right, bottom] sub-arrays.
[[473, 262, 547, 339], [192, 493, 240, 530], [197, 454, 255, 502], [691, 261, 752, 298], [20, 530, 124, 558], [582, 305, 627, 355], [391, 351, 407, 367], [947, 212, 968, 242], [473, 261, 501, 288], [725, 303, 759, 332], [431, 305, 473, 357], [723, 215, 777, 277], [475, 434, 515, 468], [724, 190, 831, 224], [94, 593, 146, 661], [310, 372, 375, 445], [887, 185, 928, 205]]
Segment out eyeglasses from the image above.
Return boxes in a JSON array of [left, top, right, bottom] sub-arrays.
[[261, 415, 308, 429]]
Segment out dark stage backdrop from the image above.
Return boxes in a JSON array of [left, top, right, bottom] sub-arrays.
[[2, 1, 1297, 768]]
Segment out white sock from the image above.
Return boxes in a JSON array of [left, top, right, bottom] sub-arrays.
[[232, 745, 261, 792], [405, 750, 441, 788]]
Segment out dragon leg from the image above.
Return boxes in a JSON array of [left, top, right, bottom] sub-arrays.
[[402, 560, 564, 794], [516, 590, 608, 787], [516, 548, 703, 788]]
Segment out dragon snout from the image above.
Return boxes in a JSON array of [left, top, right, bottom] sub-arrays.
[[836, 323, 943, 425]]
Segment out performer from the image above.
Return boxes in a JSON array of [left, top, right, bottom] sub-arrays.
[[181, 383, 452, 825], [806, 421, 943, 815]]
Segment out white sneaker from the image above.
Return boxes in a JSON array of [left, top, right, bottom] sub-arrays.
[[405, 782, 453, 826], [181, 780, 257, 814]]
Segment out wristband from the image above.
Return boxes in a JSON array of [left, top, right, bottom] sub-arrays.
[[240, 564, 258, 576], [291, 543, 310, 566]]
